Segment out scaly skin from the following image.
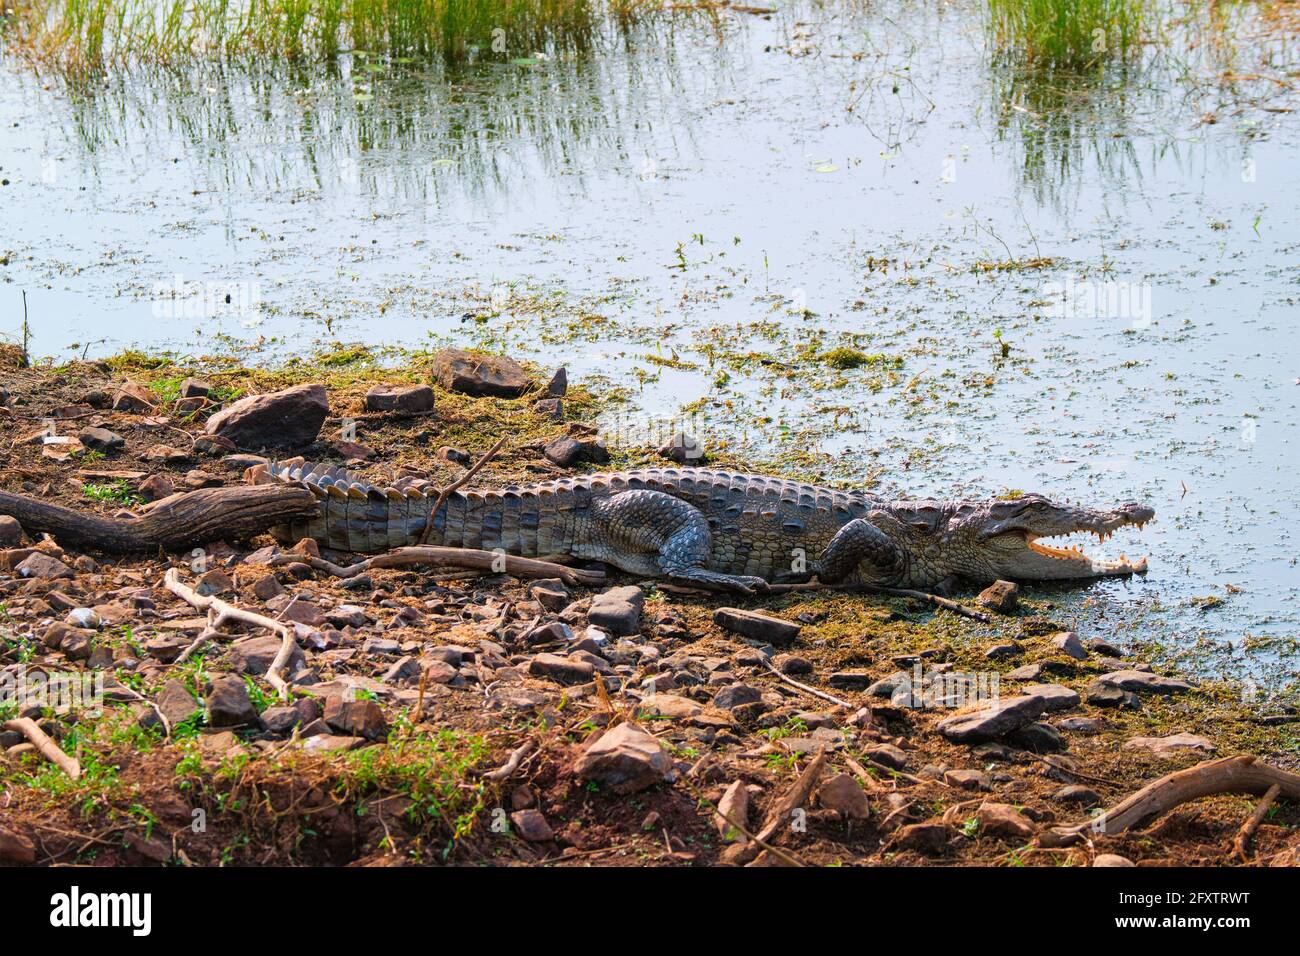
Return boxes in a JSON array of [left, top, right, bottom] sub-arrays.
[[267, 463, 1154, 594]]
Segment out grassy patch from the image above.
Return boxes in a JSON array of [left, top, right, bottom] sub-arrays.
[[986, 0, 1150, 68], [9, 0, 610, 69], [82, 480, 142, 506]]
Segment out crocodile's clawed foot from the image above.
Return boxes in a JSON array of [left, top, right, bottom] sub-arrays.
[[667, 570, 769, 595]]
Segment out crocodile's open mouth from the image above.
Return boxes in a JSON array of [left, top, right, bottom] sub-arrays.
[[1022, 525, 1149, 575]]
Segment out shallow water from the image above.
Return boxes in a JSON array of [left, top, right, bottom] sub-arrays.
[[1, 1, 1297, 690]]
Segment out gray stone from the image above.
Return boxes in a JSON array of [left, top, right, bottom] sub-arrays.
[[16, 552, 73, 580], [78, 426, 125, 452], [713, 607, 801, 646], [1098, 670, 1195, 694], [0, 516, 24, 548], [589, 585, 644, 637], [937, 694, 1047, 743], [712, 683, 762, 710], [1050, 631, 1088, 660], [1022, 683, 1081, 712], [1122, 733, 1215, 756]]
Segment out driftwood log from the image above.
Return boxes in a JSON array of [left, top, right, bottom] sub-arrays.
[[0, 485, 319, 554], [1042, 755, 1300, 847]]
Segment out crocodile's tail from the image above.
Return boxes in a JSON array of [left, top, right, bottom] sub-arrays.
[[266, 460, 436, 552]]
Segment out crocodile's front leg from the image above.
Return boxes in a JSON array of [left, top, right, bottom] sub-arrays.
[[588, 491, 768, 595], [815, 513, 907, 586]]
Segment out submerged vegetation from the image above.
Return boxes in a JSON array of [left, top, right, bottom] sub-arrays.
[[4, 0, 652, 68]]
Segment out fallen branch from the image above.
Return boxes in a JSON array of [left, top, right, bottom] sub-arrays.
[[766, 580, 991, 623], [760, 657, 853, 709], [1042, 755, 1300, 847], [3, 717, 80, 779], [739, 747, 829, 867], [481, 740, 536, 783], [1232, 783, 1281, 862], [417, 436, 507, 546], [270, 545, 605, 588], [0, 485, 319, 554], [164, 568, 296, 700]]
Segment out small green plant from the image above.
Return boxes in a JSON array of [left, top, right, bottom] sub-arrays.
[[985, 0, 1149, 70], [82, 480, 141, 506]]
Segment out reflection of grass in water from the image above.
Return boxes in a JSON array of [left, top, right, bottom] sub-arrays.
[[9, 0, 613, 68], [986, 0, 1149, 68]]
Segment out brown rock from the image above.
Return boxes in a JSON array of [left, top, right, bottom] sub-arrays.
[[573, 722, 671, 794], [432, 348, 532, 398], [0, 515, 24, 548], [1094, 853, 1136, 867], [364, 383, 434, 414], [818, 773, 870, 820], [976, 579, 1019, 613], [138, 474, 175, 502], [15, 552, 73, 580], [323, 697, 389, 741], [937, 694, 1047, 743], [205, 674, 259, 727], [715, 780, 750, 843], [78, 426, 125, 452], [528, 653, 595, 685], [510, 809, 555, 842], [892, 823, 956, 854], [205, 384, 329, 450], [1122, 733, 1215, 756], [0, 825, 36, 864], [113, 380, 157, 412], [975, 802, 1036, 840]]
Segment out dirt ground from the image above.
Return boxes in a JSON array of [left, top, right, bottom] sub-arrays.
[[1, 345, 1297, 867]]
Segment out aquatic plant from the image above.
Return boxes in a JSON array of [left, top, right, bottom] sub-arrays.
[[6, 0, 607, 68], [985, 0, 1150, 69]]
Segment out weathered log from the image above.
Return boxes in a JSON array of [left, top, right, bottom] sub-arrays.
[[1042, 755, 1300, 846], [0, 485, 319, 554]]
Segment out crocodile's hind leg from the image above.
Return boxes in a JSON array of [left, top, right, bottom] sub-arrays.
[[815, 513, 906, 585], [588, 491, 768, 595]]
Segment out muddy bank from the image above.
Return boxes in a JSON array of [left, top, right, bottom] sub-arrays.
[[0, 351, 1297, 867]]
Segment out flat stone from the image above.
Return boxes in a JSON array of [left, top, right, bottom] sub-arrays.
[[78, 426, 125, 452], [113, 380, 157, 413], [938, 694, 1047, 744], [892, 823, 956, 854], [713, 607, 801, 646], [829, 671, 875, 691], [528, 578, 570, 612], [1122, 733, 1216, 756], [1098, 670, 1195, 694], [984, 643, 1022, 660], [297, 734, 367, 753], [1053, 785, 1101, 805], [1085, 682, 1141, 709], [432, 348, 532, 398], [278, 596, 326, 627], [634, 694, 704, 721], [1006, 721, 1065, 753], [1021, 683, 1081, 712], [529, 653, 595, 685], [712, 683, 762, 710], [863, 743, 909, 770], [944, 768, 991, 790], [0, 516, 23, 548], [205, 383, 329, 450], [573, 722, 671, 794], [1057, 716, 1106, 734], [229, 634, 305, 677], [774, 654, 813, 675], [364, 383, 434, 414], [1093, 854, 1136, 867]]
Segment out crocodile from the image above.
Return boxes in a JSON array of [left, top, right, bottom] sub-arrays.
[[265, 462, 1154, 594]]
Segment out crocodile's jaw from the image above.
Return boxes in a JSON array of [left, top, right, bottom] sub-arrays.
[[942, 495, 1155, 582], [983, 532, 1150, 580]]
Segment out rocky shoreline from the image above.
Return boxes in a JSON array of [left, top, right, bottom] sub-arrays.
[[0, 345, 1296, 867]]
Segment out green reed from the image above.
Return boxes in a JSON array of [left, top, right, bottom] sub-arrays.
[[8, 0, 608, 67], [985, 0, 1150, 69]]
